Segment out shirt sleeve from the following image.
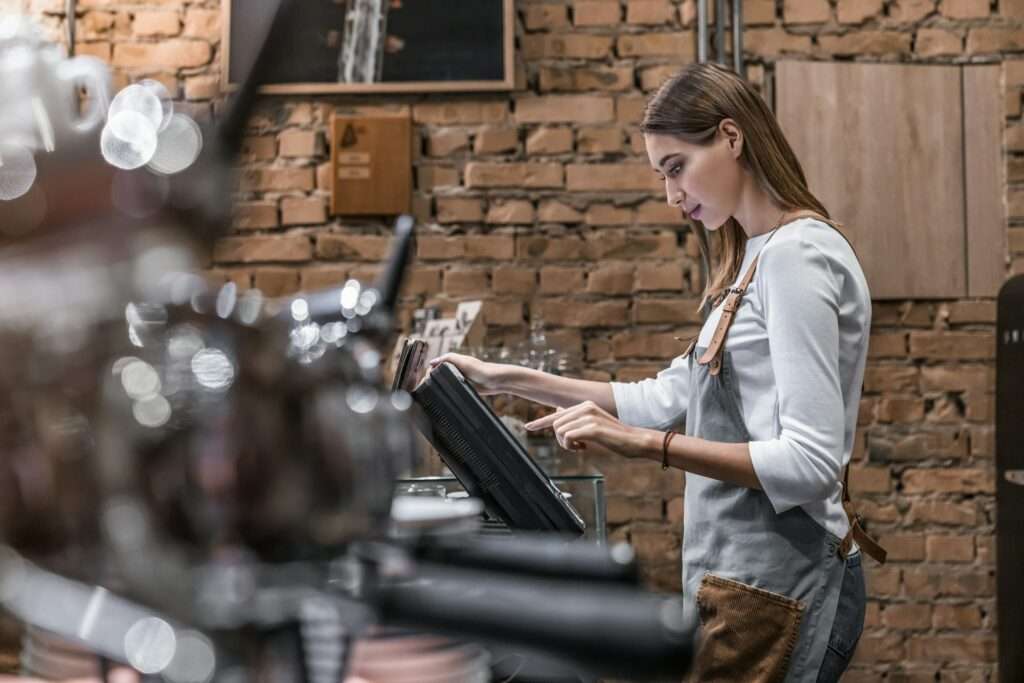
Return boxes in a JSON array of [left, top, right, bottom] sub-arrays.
[[610, 355, 690, 430], [748, 237, 846, 514]]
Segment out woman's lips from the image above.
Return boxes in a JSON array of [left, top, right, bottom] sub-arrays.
[[690, 204, 702, 220]]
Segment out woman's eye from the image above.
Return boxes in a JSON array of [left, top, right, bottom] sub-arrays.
[[667, 163, 683, 177]]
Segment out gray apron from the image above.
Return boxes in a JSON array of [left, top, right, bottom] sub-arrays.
[[681, 344, 845, 682]]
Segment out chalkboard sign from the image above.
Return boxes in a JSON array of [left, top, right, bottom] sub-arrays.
[[222, 0, 514, 94]]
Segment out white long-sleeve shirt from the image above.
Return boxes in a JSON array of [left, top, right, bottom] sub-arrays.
[[610, 217, 871, 540]]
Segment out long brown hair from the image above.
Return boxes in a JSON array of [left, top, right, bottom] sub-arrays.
[[641, 63, 832, 311]]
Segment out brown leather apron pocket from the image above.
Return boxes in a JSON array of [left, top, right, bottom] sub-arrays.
[[690, 573, 805, 683]]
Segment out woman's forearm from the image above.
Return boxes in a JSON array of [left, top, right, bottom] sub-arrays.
[[497, 365, 618, 415]]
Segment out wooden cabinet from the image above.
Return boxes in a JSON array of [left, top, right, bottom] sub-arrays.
[[775, 61, 1005, 299]]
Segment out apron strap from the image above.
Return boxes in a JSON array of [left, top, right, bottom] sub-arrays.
[[697, 209, 829, 375], [839, 465, 888, 563]]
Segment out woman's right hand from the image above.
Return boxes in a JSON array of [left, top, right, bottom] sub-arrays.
[[428, 353, 506, 396]]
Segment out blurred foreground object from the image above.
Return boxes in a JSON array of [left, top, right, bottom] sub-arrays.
[[0, 5, 695, 682]]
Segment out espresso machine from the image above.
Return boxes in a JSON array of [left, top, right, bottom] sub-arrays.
[[0, 2, 697, 681]]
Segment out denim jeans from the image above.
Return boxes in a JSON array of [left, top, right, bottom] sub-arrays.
[[816, 552, 866, 682]]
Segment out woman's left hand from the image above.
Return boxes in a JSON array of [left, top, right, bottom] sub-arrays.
[[525, 401, 656, 459]]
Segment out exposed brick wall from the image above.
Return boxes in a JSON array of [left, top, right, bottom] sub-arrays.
[[14, 0, 1024, 678]]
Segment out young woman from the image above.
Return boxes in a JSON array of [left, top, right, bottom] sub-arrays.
[[430, 62, 885, 682]]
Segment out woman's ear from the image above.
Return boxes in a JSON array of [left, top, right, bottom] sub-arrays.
[[719, 119, 743, 159]]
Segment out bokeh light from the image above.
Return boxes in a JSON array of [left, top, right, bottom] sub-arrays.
[[101, 111, 158, 170], [0, 142, 38, 201]]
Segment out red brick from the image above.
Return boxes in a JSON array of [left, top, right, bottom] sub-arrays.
[[925, 535, 974, 562], [566, 163, 662, 191], [537, 200, 584, 223], [416, 165, 460, 191], [523, 4, 569, 29], [240, 136, 276, 162], [863, 365, 918, 393], [848, 465, 892, 493], [238, 167, 315, 193], [233, 201, 278, 230], [300, 266, 348, 291], [940, 0, 988, 18], [183, 8, 219, 40], [744, 27, 814, 56], [112, 40, 210, 69], [443, 269, 489, 297], [486, 200, 535, 224], [919, 365, 992, 393], [492, 266, 537, 295], [915, 27, 963, 56], [905, 500, 978, 526], [577, 126, 623, 154], [636, 263, 685, 291], [784, 0, 831, 23], [252, 268, 300, 297], [526, 127, 574, 155], [412, 102, 509, 125], [877, 533, 926, 561], [584, 231, 677, 259], [132, 10, 180, 37], [868, 332, 908, 358], [588, 264, 636, 295], [184, 74, 219, 100], [213, 235, 313, 263], [481, 300, 524, 326], [901, 468, 994, 495], [627, 0, 677, 24], [280, 196, 326, 226], [465, 235, 516, 261], [403, 267, 443, 296], [540, 266, 587, 294], [909, 332, 995, 360], [473, 126, 519, 154], [818, 31, 911, 56], [515, 95, 615, 124], [890, 0, 935, 21], [517, 236, 585, 260], [427, 130, 470, 157], [436, 197, 484, 224], [520, 33, 614, 60], [837, 0, 884, 23], [932, 604, 983, 630], [612, 331, 681, 359], [967, 27, 1024, 52], [541, 299, 631, 327], [585, 204, 633, 225], [573, 1, 622, 26], [905, 635, 996, 664], [882, 603, 932, 630], [417, 236, 465, 260], [278, 130, 322, 158], [616, 32, 696, 58], [875, 397, 925, 423], [464, 162, 564, 188], [315, 234, 390, 261]]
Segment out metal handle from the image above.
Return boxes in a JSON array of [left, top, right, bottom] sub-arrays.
[[696, 0, 744, 76]]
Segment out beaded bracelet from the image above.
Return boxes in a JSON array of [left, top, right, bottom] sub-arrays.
[[661, 430, 678, 471]]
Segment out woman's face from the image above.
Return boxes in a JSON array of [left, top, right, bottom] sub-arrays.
[[644, 123, 743, 230]]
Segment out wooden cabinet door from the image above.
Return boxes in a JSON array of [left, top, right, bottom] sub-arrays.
[[776, 61, 1002, 299]]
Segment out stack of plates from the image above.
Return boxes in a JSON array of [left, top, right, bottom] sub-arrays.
[[345, 629, 489, 683], [20, 627, 100, 680]]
